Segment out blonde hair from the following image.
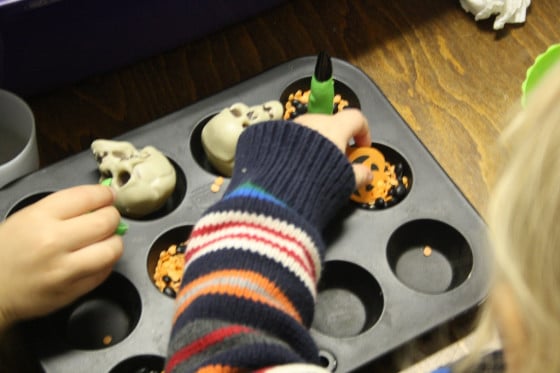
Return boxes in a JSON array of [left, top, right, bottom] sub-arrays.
[[472, 61, 560, 372]]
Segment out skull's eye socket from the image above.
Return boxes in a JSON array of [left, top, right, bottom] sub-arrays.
[[230, 108, 243, 117], [116, 171, 131, 187], [262, 105, 275, 119], [95, 151, 108, 164]]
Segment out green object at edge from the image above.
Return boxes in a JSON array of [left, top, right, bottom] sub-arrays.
[[115, 222, 128, 236], [522, 44, 560, 107]]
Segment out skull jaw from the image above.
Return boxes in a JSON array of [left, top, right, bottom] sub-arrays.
[[201, 140, 234, 177], [201, 114, 240, 177], [114, 178, 176, 218]]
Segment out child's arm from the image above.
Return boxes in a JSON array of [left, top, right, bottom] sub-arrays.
[[166, 110, 371, 372]]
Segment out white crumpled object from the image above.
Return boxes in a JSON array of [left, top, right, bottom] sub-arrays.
[[460, 0, 531, 30]]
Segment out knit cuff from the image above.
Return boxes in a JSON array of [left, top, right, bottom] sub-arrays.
[[225, 120, 355, 229]]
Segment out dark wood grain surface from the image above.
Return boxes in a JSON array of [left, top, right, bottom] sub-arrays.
[[25, 0, 560, 218], [7, 0, 560, 371]]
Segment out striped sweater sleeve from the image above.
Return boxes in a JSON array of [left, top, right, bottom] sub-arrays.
[[166, 120, 356, 373]]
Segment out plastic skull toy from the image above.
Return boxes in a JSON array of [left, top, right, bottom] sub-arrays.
[[91, 139, 176, 218], [201, 100, 283, 176]]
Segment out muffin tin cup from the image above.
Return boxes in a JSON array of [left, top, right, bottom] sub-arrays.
[[0, 57, 490, 373]]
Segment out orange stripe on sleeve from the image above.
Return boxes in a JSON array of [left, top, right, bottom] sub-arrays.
[[174, 269, 302, 324]]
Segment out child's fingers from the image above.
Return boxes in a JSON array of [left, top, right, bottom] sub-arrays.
[[294, 109, 372, 152], [353, 164, 373, 189], [59, 267, 114, 307], [35, 185, 115, 220], [64, 235, 124, 279], [335, 109, 372, 148], [59, 206, 121, 251]]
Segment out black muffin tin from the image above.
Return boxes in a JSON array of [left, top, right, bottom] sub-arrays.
[[0, 57, 490, 373]]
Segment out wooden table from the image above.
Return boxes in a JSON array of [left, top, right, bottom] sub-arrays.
[[26, 0, 560, 219], [7, 0, 560, 371]]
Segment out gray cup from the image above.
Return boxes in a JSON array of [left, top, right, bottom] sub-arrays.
[[0, 89, 39, 189]]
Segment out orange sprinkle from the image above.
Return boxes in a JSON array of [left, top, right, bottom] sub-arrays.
[[423, 245, 433, 257]]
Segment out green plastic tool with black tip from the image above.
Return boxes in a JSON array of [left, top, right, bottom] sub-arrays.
[[308, 51, 335, 115]]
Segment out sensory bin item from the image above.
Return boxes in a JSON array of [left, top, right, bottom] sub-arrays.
[[0, 57, 490, 373], [200, 100, 284, 176], [346, 146, 410, 209], [283, 52, 350, 119]]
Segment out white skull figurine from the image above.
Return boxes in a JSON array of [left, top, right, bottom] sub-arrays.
[[91, 139, 177, 218], [201, 100, 283, 176]]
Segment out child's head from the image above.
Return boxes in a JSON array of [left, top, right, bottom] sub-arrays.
[[485, 60, 560, 372]]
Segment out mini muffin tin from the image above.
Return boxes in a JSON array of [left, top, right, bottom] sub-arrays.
[[0, 57, 490, 373]]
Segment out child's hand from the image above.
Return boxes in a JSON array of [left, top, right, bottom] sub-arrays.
[[0, 185, 124, 328], [294, 108, 373, 188]]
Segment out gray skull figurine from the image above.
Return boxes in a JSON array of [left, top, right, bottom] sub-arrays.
[[201, 100, 283, 176], [91, 139, 176, 218]]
